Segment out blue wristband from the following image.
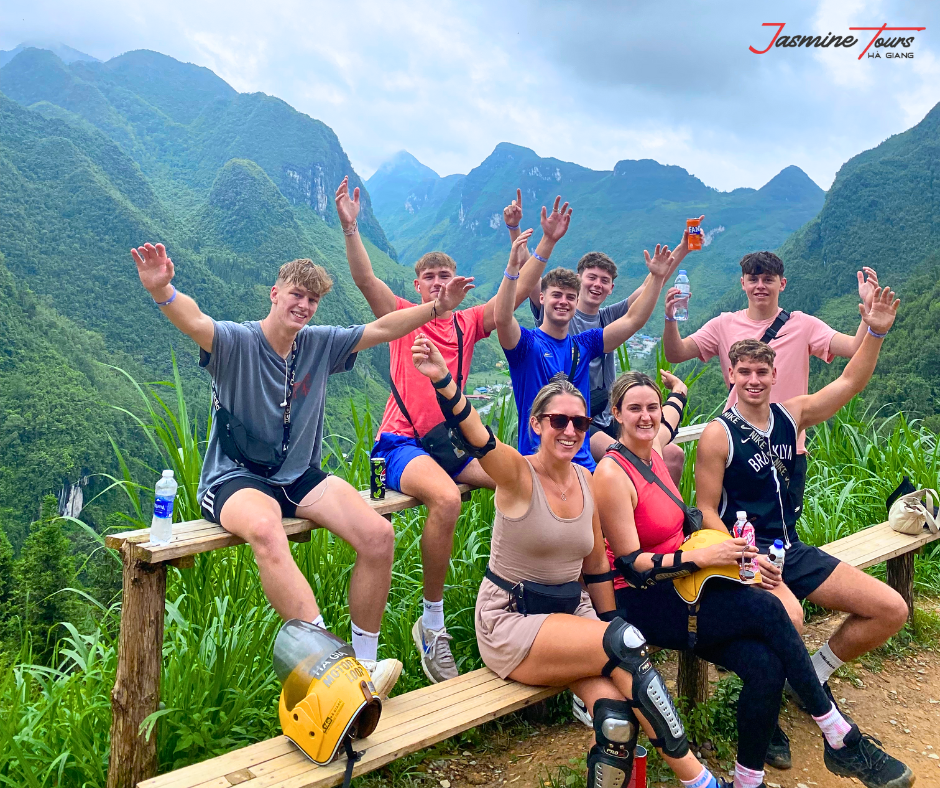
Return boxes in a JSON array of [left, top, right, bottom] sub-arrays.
[[664, 315, 677, 322], [154, 286, 177, 307], [505, 223, 519, 230], [533, 252, 548, 263], [867, 326, 887, 339], [503, 269, 520, 280]]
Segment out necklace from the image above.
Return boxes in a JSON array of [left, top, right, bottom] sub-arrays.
[[534, 456, 574, 501]]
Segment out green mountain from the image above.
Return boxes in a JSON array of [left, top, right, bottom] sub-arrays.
[[0, 47, 419, 536], [0, 41, 99, 68], [367, 143, 826, 313]]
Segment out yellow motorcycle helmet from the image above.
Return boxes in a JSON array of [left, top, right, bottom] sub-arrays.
[[672, 529, 761, 603], [274, 620, 382, 766]]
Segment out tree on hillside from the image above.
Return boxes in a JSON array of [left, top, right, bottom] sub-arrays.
[[0, 525, 15, 647], [15, 495, 76, 658]]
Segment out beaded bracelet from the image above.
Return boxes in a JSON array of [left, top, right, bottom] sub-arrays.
[[503, 269, 520, 280], [154, 286, 177, 307], [867, 326, 887, 339], [342, 221, 358, 236], [533, 252, 548, 263]]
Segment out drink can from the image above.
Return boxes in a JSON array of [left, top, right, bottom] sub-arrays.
[[370, 457, 386, 500], [628, 745, 647, 788], [686, 218, 703, 250]]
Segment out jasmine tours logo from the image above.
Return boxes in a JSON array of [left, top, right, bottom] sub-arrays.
[[749, 22, 926, 59]]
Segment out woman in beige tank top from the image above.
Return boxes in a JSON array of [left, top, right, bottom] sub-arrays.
[[412, 333, 726, 788]]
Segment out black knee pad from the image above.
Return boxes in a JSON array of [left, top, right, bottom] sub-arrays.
[[587, 698, 637, 788], [601, 618, 689, 758]]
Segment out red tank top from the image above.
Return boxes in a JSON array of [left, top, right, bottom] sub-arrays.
[[604, 448, 686, 590]]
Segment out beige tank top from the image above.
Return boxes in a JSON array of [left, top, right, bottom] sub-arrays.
[[488, 461, 595, 586]]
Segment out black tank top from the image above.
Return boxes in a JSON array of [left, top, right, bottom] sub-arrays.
[[716, 403, 800, 548]]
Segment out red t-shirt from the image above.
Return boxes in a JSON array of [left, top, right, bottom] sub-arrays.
[[604, 449, 686, 590], [376, 296, 491, 439]]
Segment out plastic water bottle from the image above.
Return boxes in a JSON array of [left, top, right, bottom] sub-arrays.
[[673, 270, 690, 322], [732, 511, 758, 580], [151, 470, 178, 545], [769, 539, 787, 571]]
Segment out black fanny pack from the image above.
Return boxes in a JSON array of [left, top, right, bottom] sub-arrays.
[[485, 567, 582, 616], [590, 388, 609, 418], [212, 341, 298, 479], [390, 316, 468, 476]]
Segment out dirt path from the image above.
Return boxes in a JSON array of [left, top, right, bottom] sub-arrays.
[[413, 604, 940, 788]]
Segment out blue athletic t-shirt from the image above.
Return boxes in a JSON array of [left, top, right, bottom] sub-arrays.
[[504, 325, 605, 470]]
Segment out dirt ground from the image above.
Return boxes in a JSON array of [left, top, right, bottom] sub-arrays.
[[411, 603, 940, 788]]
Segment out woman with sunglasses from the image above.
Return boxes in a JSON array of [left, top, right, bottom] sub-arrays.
[[593, 371, 905, 788], [411, 334, 729, 788]]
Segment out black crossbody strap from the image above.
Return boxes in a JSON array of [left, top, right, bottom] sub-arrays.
[[390, 379, 420, 440], [760, 309, 791, 344], [609, 445, 691, 518], [568, 339, 580, 380]]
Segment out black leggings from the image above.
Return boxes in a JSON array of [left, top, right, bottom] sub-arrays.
[[614, 579, 831, 770]]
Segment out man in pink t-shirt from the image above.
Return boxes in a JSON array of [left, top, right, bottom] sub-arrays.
[[663, 250, 878, 514], [336, 178, 563, 684]]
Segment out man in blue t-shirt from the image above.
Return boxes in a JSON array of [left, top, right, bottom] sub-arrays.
[[495, 212, 674, 470]]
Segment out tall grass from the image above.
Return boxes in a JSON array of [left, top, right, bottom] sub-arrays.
[[0, 366, 937, 786]]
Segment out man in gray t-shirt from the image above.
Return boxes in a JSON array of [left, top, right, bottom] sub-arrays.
[[132, 242, 472, 696]]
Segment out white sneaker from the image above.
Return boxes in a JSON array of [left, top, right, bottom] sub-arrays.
[[572, 693, 593, 728], [359, 658, 403, 700], [412, 618, 459, 683]]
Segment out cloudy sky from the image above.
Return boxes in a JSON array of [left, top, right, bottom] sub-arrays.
[[2, 0, 937, 190]]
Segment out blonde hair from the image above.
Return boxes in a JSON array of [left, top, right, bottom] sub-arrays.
[[530, 378, 587, 422], [276, 258, 333, 297], [414, 251, 457, 277]]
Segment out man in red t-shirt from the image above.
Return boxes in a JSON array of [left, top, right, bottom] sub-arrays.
[[336, 178, 564, 683]]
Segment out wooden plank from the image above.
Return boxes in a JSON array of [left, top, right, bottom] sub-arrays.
[[674, 423, 706, 445], [824, 522, 940, 569], [139, 739, 297, 788]]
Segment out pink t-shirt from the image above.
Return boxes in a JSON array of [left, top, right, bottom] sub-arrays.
[[376, 296, 491, 438], [688, 309, 837, 452]]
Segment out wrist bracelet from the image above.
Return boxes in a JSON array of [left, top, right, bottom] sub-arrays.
[[867, 326, 887, 339], [505, 223, 519, 230], [154, 286, 177, 307], [664, 315, 677, 322], [342, 221, 358, 236], [667, 390, 688, 406], [533, 252, 548, 263], [431, 372, 454, 390], [503, 269, 520, 280]]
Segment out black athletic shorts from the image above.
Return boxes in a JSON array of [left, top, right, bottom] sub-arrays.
[[201, 466, 329, 523], [589, 420, 619, 441], [780, 540, 840, 600]]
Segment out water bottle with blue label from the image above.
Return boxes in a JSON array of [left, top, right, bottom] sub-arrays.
[[674, 270, 690, 322], [151, 469, 178, 545]]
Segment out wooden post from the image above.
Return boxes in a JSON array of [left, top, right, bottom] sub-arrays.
[[107, 544, 168, 788], [886, 550, 916, 628], [676, 651, 709, 711]]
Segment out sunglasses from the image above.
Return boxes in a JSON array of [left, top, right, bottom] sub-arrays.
[[539, 413, 593, 432]]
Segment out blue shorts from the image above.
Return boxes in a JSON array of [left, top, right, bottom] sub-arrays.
[[371, 432, 473, 492]]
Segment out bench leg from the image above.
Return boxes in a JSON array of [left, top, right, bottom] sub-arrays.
[[886, 550, 916, 628], [676, 650, 709, 711], [107, 544, 168, 788]]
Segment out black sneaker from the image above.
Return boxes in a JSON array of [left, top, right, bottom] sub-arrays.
[[824, 725, 914, 788], [764, 723, 792, 769]]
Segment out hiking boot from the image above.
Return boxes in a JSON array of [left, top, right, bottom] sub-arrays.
[[359, 658, 403, 700], [824, 725, 914, 788], [412, 618, 458, 683], [764, 723, 792, 769], [571, 693, 593, 727]]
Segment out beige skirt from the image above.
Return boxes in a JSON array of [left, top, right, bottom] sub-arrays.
[[474, 577, 599, 679]]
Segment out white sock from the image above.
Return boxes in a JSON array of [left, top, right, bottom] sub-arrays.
[[351, 623, 379, 663], [423, 598, 445, 631], [811, 641, 844, 684], [813, 702, 853, 749], [681, 765, 718, 788], [733, 762, 764, 788], [311, 614, 325, 630]]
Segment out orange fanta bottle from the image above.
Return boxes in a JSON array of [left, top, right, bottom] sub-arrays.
[[686, 218, 703, 250]]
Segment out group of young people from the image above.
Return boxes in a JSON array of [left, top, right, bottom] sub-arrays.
[[131, 180, 913, 788]]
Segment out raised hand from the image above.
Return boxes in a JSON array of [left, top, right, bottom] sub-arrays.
[[659, 368, 687, 398], [334, 176, 360, 230], [436, 275, 476, 312], [131, 243, 175, 296], [507, 228, 534, 273], [412, 333, 449, 381], [540, 196, 572, 244], [859, 285, 899, 336], [503, 188, 523, 229], [857, 266, 879, 309], [643, 243, 672, 278]]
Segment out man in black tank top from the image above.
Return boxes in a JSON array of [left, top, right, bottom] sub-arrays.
[[695, 288, 909, 731]]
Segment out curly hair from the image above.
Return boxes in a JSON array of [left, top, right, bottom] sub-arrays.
[[728, 339, 776, 368], [577, 252, 618, 280], [276, 258, 333, 297]]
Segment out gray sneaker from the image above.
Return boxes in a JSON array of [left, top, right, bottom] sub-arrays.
[[412, 618, 458, 683]]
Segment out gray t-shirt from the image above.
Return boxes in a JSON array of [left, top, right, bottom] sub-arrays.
[[530, 297, 630, 427], [197, 320, 365, 502]]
